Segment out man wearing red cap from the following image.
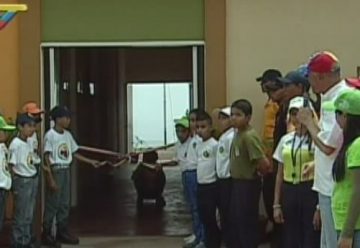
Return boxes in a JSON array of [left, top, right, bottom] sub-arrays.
[[298, 51, 352, 248]]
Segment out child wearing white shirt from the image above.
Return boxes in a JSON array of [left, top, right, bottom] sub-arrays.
[[8, 114, 38, 247], [42, 106, 105, 247], [0, 116, 16, 233], [196, 110, 220, 248], [215, 107, 234, 247]]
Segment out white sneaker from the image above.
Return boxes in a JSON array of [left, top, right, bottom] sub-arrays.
[[183, 234, 196, 244], [194, 241, 206, 248]]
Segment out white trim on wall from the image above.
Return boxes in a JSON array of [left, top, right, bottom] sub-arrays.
[[41, 41, 205, 47]]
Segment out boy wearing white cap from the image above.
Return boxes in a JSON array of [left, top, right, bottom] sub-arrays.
[[215, 107, 234, 246]]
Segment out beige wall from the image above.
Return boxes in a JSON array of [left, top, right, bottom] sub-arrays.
[[0, 0, 20, 121], [18, 0, 41, 106], [226, 0, 360, 132], [205, 0, 227, 111]]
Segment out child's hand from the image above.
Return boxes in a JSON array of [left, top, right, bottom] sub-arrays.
[[48, 180, 59, 192], [302, 161, 315, 180], [338, 237, 353, 248], [112, 158, 128, 168], [273, 207, 284, 224], [313, 208, 321, 231], [42, 165, 51, 173], [92, 160, 107, 168]]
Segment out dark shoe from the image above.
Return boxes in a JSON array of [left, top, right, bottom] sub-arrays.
[[57, 229, 79, 245], [41, 231, 62, 248]]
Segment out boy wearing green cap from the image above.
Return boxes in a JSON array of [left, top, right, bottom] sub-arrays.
[[0, 116, 16, 233], [328, 90, 360, 248]]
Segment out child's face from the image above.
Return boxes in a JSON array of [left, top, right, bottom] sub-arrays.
[[57, 116, 71, 129], [218, 113, 232, 132], [0, 130, 8, 142], [231, 107, 250, 129], [19, 123, 36, 138], [189, 113, 197, 133], [176, 126, 190, 143], [196, 120, 212, 140]]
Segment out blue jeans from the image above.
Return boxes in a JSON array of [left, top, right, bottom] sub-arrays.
[[182, 170, 205, 243], [11, 175, 39, 246], [319, 193, 337, 248], [338, 231, 360, 248], [0, 189, 7, 232]]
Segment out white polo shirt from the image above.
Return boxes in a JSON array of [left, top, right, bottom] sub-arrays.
[[175, 138, 192, 171], [0, 143, 11, 190], [9, 137, 37, 177], [197, 137, 218, 184], [313, 80, 350, 196], [183, 135, 202, 172], [216, 128, 234, 179], [44, 128, 79, 167]]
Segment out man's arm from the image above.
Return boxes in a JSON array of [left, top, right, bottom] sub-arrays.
[[298, 107, 336, 156]]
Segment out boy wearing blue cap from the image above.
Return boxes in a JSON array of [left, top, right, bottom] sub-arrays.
[[0, 116, 16, 233], [42, 106, 105, 247], [8, 113, 38, 247]]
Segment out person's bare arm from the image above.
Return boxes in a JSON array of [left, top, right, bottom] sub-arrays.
[[297, 108, 336, 155], [273, 164, 284, 223], [43, 152, 59, 191], [74, 152, 106, 168]]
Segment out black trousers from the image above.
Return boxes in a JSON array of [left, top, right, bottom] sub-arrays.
[[281, 181, 320, 248], [216, 178, 232, 247], [228, 178, 261, 248], [198, 182, 221, 248]]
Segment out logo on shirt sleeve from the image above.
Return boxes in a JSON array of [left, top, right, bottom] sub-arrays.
[[203, 150, 210, 158], [58, 143, 70, 160], [219, 146, 225, 154]]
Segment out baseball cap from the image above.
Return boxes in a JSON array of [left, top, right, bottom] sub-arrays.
[[334, 90, 360, 115], [174, 116, 189, 128], [256, 69, 282, 83], [16, 113, 36, 126], [307, 51, 339, 74], [22, 102, 44, 115], [276, 71, 309, 86], [0, 116, 16, 131], [288, 96, 314, 112], [219, 107, 231, 117], [50, 106, 72, 120]]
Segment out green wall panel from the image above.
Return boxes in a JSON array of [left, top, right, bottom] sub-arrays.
[[42, 0, 204, 42]]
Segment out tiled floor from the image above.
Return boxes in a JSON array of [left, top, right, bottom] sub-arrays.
[[69, 163, 191, 236]]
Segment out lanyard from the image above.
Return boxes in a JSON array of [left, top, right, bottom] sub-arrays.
[[291, 134, 306, 181]]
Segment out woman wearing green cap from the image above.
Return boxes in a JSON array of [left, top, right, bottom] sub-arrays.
[[331, 90, 360, 248]]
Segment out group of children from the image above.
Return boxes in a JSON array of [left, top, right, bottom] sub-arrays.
[[0, 103, 104, 248], [175, 99, 271, 248]]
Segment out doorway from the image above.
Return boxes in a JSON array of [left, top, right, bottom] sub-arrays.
[[42, 45, 204, 236]]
